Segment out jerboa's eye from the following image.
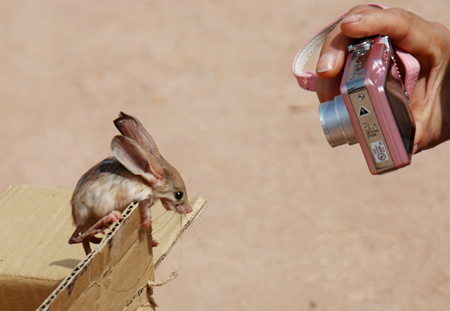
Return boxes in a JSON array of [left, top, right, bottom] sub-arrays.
[[175, 191, 183, 200]]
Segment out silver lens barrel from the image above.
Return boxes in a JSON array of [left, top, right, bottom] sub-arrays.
[[319, 95, 358, 147]]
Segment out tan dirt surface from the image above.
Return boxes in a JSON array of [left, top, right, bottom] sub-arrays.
[[1, 1, 450, 310]]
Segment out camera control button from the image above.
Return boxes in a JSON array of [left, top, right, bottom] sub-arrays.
[[348, 39, 374, 55]]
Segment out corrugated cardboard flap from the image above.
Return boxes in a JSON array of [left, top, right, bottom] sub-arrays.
[[37, 200, 154, 311], [0, 185, 206, 311]]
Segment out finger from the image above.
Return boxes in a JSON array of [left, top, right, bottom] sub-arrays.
[[316, 4, 380, 79], [315, 33, 351, 79], [412, 120, 424, 154], [316, 75, 343, 102], [340, 7, 441, 63]]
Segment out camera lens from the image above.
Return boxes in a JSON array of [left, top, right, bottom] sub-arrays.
[[319, 95, 357, 147]]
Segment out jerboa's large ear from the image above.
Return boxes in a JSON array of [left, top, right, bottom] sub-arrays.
[[111, 135, 164, 185], [114, 112, 160, 156]]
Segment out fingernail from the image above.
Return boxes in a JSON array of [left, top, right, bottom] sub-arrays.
[[413, 144, 419, 154], [316, 53, 335, 73], [341, 14, 363, 24]]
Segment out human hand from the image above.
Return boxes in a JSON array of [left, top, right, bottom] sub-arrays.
[[315, 5, 450, 153]]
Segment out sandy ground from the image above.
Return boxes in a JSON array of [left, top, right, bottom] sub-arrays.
[[2, 0, 450, 310]]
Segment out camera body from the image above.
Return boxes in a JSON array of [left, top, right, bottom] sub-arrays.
[[319, 36, 416, 175]]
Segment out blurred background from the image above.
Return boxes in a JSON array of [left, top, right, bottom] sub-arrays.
[[1, 0, 450, 310]]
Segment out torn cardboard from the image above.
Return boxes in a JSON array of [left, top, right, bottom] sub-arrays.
[[0, 185, 206, 311]]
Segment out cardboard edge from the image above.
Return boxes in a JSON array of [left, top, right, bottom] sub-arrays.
[[36, 196, 207, 311], [154, 197, 207, 268], [36, 202, 140, 311], [121, 197, 208, 310], [120, 197, 207, 310]]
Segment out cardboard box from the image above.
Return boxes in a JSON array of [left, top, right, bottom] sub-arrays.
[[0, 185, 206, 311]]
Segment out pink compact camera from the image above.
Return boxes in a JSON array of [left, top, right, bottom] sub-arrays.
[[319, 36, 416, 175]]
